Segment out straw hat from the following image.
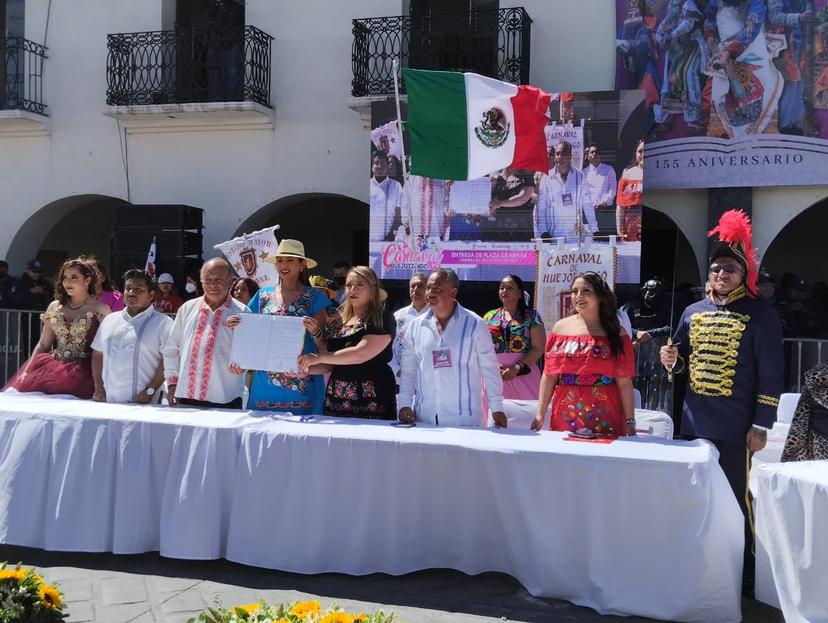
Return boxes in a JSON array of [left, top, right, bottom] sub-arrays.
[[309, 275, 337, 298], [264, 239, 318, 269]]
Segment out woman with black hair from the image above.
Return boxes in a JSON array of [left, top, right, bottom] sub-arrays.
[[483, 274, 545, 399], [532, 272, 636, 437]]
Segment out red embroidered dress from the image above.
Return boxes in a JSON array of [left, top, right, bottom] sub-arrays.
[[543, 333, 634, 436]]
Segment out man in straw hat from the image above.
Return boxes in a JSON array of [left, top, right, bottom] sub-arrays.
[[660, 210, 784, 597], [162, 257, 248, 409]]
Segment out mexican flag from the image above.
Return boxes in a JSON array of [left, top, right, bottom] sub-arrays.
[[403, 68, 552, 181]]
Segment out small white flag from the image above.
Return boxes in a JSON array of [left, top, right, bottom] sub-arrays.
[[371, 120, 402, 159], [145, 236, 157, 277], [214, 225, 280, 288]]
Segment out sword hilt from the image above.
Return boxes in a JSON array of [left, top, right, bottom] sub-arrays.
[[666, 337, 675, 383]]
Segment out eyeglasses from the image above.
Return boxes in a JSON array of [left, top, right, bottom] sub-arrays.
[[709, 264, 742, 274]]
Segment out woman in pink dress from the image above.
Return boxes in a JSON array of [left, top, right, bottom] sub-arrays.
[[4, 258, 110, 398], [483, 274, 545, 400], [532, 272, 636, 437], [83, 256, 124, 311]]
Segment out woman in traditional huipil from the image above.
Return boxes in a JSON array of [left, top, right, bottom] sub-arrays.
[[616, 139, 644, 242], [244, 240, 328, 414], [532, 272, 636, 437], [299, 266, 396, 419], [483, 274, 545, 400], [4, 258, 110, 398]]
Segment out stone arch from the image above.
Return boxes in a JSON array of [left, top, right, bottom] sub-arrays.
[[642, 205, 701, 288], [235, 193, 369, 274], [761, 196, 828, 289], [6, 194, 127, 277]]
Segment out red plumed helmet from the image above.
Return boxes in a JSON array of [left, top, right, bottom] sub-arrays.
[[707, 210, 759, 296]]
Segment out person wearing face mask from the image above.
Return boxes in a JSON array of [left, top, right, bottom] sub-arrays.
[[660, 210, 784, 598], [183, 270, 202, 301], [332, 261, 351, 305]]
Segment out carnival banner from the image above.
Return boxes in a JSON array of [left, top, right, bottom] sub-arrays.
[[214, 226, 280, 288], [616, 0, 828, 188], [535, 242, 617, 327], [545, 121, 585, 171], [369, 91, 645, 284]]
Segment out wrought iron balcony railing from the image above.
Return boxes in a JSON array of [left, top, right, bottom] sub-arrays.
[[1, 36, 48, 115], [352, 7, 531, 97], [106, 26, 273, 107]]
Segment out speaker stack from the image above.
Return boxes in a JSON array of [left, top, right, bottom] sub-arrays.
[[111, 204, 204, 288]]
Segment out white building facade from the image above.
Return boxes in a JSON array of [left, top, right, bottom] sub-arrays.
[[0, 0, 825, 286]]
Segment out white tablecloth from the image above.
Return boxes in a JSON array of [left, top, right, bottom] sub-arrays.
[[0, 393, 743, 622], [754, 461, 828, 623], [226, 419, 742, 622], [0, 392, 262, 557]]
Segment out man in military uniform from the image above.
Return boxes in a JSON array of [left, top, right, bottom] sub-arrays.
[[661, 210, 784, 596]]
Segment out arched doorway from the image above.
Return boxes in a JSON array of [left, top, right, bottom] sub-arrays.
[[7, 194, 127, 278], [762, 198, 828, 292], [641, 205, 701, 291], [236, 193, 369, 276]]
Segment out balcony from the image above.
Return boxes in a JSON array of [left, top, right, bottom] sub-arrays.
[[351, 7, 531, 101], [0, 36, 49, 136], [103, 26, 274, 132]]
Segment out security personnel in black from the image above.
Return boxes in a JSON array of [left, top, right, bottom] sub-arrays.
[[660, 210, 784, 597]]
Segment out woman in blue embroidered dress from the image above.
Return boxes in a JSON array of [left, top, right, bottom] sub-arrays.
[[239, 240, 328, 414], [531, 272, 636, 437], [299, 266, 396, 419]]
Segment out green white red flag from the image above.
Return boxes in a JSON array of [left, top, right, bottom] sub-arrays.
[[403, 68, 552, 180]]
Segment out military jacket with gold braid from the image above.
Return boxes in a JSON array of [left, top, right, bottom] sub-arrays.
[[672, 296, 784, 444]]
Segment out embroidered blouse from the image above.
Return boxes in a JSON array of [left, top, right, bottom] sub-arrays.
[[543, 333, 634, 381], [483, 307, 543, 354]]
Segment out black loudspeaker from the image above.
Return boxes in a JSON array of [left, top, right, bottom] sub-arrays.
[[111, 230, 203, 256], [111, 254, 204, 286], [111, 204, 204, 288], [113, 204, 203, 230]]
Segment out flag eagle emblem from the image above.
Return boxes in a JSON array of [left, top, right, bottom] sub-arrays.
[[474, 107, 510, 148]]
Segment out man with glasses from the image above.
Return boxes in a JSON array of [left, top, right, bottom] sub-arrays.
[[660, 210, 784, 597]]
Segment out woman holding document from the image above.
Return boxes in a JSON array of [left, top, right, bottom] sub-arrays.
[[299, 266, 396, 420], [242, 239, 329, 414]]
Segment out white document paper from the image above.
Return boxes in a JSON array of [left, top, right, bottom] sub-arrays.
[[448, 178, 491, 216], [230, 314, 306, 373]]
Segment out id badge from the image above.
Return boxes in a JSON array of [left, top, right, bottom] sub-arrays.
[[561, 192, 573, 206], [432, 349, 452, 369]]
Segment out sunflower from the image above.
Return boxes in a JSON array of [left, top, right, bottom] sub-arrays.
[[234, 602, 261, 614], [353, 615, 367, 622], [0, 568, 28, 582], [319, 612, 354, 623], [289, 600, 321, 619], [38, 583, 63, 609]]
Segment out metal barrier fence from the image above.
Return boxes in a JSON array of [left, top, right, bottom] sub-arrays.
[[783, 337, 827, 392], [1, 308, 826, 392], [1, 309, 45, 385]]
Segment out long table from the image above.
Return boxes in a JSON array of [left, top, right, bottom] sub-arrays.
[[0, 392, 743, 622], [754, 461, 828, 623]]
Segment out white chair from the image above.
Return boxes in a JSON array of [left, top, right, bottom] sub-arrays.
[[776, 393, 800, 425], [634, 409, 674, 439], [633, 388, 642, 409]]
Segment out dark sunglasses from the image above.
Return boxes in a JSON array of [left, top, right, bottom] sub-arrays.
[[709, 264, 742, 274]]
